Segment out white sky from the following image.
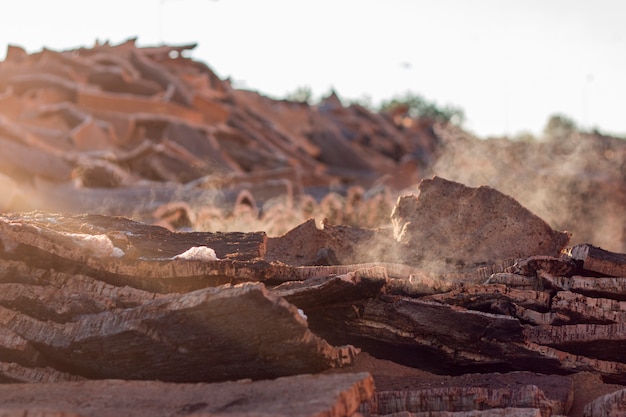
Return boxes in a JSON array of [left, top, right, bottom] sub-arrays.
[[1, 0, 625, 138]]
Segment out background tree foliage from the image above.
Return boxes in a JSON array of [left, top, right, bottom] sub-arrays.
[[543, 114, 578, 140], [284, 85, 313, 104], [284, 87, 465, 126], [379, 92, 465, 125]]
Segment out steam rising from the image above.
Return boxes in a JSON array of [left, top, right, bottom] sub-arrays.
[[429, 125, 626, 252]]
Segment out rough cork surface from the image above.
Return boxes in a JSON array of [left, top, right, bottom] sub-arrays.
[[0, 372, 375, 417], [391, 176, 571, 271]]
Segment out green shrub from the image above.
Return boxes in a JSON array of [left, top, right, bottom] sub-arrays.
[[543, 114, 577, 140], [379, 92, 465, 125]]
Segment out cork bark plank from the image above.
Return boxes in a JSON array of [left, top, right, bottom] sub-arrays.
[[2, 282, 357, 382], [0, 372, 374, 417], [391, 176, 571, 271], [543, 274, 626, 301], [565, 244, 626, 278], [0, 212, 268, 293], [0, 259, 162, 322], [583, 387, 626, 417], [366, 385, 564, 417]]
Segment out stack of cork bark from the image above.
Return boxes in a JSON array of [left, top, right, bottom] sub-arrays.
[[0, 177, 625, 416], [2, 38, 626, 416], [0, 38, 438, 236]]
